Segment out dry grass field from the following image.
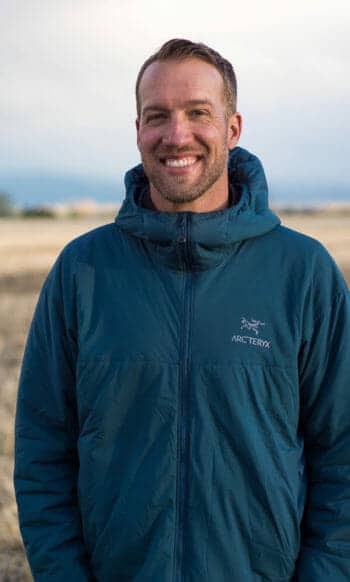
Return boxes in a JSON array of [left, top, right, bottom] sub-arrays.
[[0, 212, 349, 581]]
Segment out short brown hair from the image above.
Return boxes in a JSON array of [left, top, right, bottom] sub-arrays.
[[136, 38, 237, 117]]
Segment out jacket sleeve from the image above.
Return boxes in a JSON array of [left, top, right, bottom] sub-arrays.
[[295, 277, 350, 581], [14, 251, 93, 581]]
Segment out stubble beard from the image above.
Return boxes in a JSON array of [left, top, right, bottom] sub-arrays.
[[141, 143, 229, 205]]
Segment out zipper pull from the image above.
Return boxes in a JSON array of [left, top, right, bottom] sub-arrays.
[[178, 217, 187, 243]]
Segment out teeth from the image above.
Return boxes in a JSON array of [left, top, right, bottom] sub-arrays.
[[165, 157, 197, 167]]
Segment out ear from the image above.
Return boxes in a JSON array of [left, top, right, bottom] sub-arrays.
[[227, 112, 242, 150], [136, 118, 140, 149]]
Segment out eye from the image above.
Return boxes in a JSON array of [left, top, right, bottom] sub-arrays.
[[145, 112, 167, 125], [190, 109, 209, 118]]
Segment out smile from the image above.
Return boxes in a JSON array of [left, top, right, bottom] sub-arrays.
[[165, 157, 197, 168]]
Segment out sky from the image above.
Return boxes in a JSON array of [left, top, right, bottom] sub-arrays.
[[2, 0, 350, 205]]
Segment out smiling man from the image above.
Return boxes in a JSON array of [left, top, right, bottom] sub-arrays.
[[136, 57, 241, 211], [15, 39, 350, 582]]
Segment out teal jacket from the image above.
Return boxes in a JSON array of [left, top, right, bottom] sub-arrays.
[[15, 148, 350, 581]]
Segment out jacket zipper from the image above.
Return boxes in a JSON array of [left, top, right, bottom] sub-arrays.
[[174, 214, 193, 582]]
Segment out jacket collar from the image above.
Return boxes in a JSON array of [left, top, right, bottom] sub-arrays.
[[115, 147, 280, 271]]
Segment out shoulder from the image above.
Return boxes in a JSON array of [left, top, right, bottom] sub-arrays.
[[272, 224, 348, 310], [269, 224, 329, 255], [62, 222, 117, 257], [270, 225, 343, 277], [53, 222, 131, 269], [42, 223, 122, 289]]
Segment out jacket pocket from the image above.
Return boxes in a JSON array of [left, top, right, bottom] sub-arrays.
[[248, 541, 296, 581]]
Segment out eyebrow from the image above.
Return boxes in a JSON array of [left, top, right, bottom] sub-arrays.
[[142, 99, 214, 114]]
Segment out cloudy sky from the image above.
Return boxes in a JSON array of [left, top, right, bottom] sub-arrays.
[[2, 0, 350, 204]]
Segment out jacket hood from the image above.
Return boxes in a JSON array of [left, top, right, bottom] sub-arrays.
[[116, 147, 280, 270]]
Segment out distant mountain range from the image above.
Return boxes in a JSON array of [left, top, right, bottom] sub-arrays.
[[0, 173, 124, 207], [0, 171, 349, 207], [269, 183, 350, 207]]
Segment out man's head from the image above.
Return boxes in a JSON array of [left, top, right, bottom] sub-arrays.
[[136, 39, 242, 212], [136, 38, 238, 119]]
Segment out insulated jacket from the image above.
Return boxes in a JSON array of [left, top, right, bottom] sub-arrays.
[[15, 147, 350, 581]]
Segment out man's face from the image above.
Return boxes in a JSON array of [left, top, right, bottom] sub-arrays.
[[136, 58, 241, 211]]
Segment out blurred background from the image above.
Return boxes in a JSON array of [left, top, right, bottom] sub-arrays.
[[1, 0, 349, 579]]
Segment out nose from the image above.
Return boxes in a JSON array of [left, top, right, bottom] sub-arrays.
[[162, 112, 192, 148]]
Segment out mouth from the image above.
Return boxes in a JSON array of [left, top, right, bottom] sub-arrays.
[[159, 155, 203, 171]]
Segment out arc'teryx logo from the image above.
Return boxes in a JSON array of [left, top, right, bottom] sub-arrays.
[[240, 317, 265, 336], [232, 316, 272, 350]]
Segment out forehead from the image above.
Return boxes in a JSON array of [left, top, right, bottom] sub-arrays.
[[138, 58, 225, 111]]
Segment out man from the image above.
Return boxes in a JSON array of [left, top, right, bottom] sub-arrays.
[[15, 39, 350, 581]]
